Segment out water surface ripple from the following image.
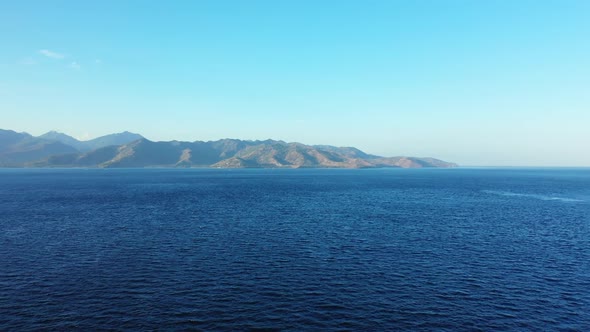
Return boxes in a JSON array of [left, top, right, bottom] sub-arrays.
[[1, 168, 589, 330]]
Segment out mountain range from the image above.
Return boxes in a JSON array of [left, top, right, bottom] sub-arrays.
[[0, 129, 457, 168]]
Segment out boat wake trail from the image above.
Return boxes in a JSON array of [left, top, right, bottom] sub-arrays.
[[482, 190, 584, 203]]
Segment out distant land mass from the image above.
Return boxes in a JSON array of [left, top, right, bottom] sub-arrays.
[[39, 130, 143, 152], [0, 129, 457, 168]]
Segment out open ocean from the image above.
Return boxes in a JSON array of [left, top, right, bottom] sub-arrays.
[[1, 168, 589, 331]]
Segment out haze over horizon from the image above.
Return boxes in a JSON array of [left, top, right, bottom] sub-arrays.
[[1, 1, 589, 166]]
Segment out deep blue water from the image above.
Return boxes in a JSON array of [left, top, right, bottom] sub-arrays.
[[1, 168, 590, 331]]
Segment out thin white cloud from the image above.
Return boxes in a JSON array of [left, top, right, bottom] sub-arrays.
[[70, 61, 81, 70], [19, 57, 37, 65], [95, 59, 102, 64], [39, 49, 65, 59]]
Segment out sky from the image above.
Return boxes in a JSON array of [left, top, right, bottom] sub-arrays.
[[1, 1, 589, 166]]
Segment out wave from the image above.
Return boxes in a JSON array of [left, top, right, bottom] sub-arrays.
[[482, 190, 584, 202]]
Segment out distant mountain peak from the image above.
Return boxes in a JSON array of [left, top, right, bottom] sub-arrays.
[[35, 130, 145, 153], [112, 131, 141, 136], [42, 130, 66, 135], [0, 128, 457, 169]]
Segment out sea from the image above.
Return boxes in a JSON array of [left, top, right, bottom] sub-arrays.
[[1, 168, 589, 331]]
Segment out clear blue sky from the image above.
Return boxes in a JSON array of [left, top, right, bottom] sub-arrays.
[[1, 1, 589, 166]]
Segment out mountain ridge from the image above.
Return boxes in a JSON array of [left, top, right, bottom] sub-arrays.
[[39, 130, 144, 152], [0, 129, 458, 169]]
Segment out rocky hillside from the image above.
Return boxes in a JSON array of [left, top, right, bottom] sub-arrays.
[[39, 130, 143, 152], [0, 129, 458, 168], [0, 130, 78, 166]]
